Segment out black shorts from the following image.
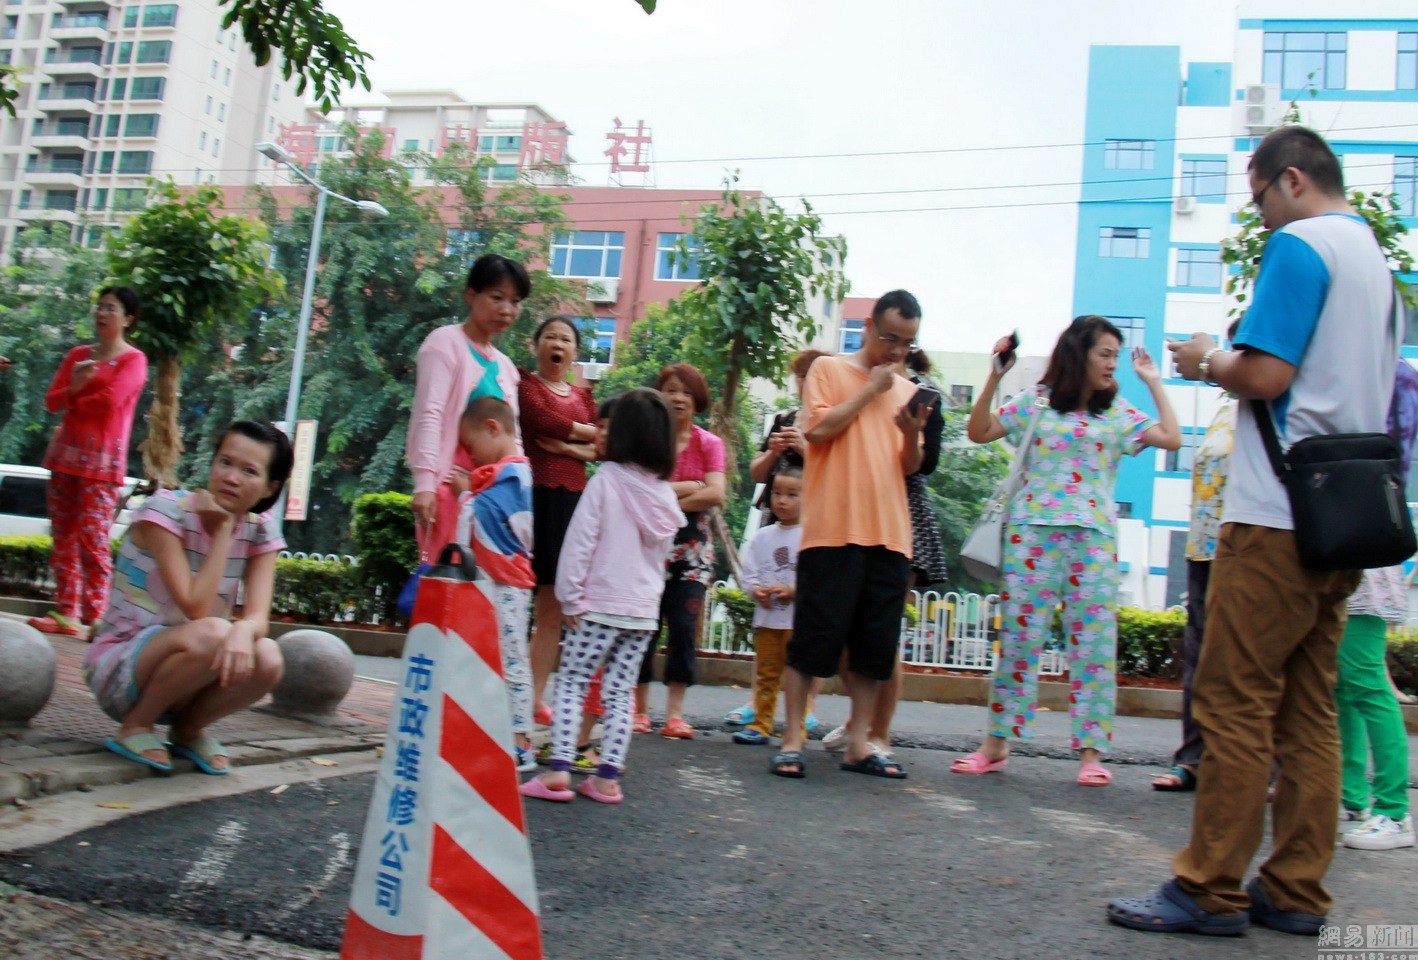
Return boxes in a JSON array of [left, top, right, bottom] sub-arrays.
[[788, 545, 909, 682], [531, 486, 582, 587]]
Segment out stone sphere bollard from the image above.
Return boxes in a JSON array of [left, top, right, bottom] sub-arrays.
[[270, 629, 355, 718], [0, 619, 57, 726]]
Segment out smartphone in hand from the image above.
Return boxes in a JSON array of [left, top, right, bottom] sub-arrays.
[[908, 384, 941, 415], [992, 330, 1021, 375]]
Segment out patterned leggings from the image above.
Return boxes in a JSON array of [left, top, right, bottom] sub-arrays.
[[550, 618, 654, 777], [486, 583, 533, 735], [991, 524, 1117, 752], [48, 472, 120, 623]]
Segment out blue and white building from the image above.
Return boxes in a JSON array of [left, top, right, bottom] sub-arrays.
[[1073, 10, 1418, 608]]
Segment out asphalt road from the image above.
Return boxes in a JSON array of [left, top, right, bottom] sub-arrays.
[[3, 734, 1415, 960]]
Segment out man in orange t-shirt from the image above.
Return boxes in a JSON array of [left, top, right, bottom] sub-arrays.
[[770, 289, 927, 780]]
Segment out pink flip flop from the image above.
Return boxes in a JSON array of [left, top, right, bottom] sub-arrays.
[[576, 777, 624, 805], [518, 777, 574, 802], [1077, 760, 1112, 787], [950, 751, 1009, 775]]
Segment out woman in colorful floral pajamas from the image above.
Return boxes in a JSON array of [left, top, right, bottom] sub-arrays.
[[953, 315, 1180, 786]]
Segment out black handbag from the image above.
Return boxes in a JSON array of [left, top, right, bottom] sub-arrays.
[[1251, 398, 1416, 571]]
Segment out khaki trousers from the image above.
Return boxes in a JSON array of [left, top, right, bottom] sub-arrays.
[[1172, 523, 1359, 917]]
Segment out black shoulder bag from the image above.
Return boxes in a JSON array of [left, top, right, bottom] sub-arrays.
[[1251, 398, 1415, 571]]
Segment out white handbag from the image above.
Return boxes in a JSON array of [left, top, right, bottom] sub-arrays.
[[959, 395, 1048, 584]]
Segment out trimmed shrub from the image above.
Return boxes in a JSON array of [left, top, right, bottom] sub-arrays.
[[0, 535, 53, 596], [270, 557, 376, 625], [1388, 628, 1418, 697], [1116, 607, 1185, 679], [351, 491, 417, 623], [714, 585, 756, 643]]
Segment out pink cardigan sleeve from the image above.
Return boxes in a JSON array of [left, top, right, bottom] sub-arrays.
[[407, 332, 458, 496], [70, 350, 147, 415], [554, 471, 604, 616], [44, 347, 82, 413]]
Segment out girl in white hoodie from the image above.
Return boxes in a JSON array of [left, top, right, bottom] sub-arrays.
[[519, 388, 685, 804]]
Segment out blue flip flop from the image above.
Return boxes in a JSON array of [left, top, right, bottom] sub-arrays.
[[168, 735, 230, 776], [104, 733, 172, 772], [1107, 880, 1249, 936], [732, 728, 770, 745], [724, 704, 755, 725]]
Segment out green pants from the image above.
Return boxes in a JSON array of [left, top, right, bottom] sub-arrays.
[[1337, 614, 1410, 820]]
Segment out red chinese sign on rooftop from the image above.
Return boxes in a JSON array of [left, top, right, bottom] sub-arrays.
[[604, 118, 652, 175], [520, 121, 569, 166]]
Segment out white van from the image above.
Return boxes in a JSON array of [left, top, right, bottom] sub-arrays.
[[0, 464, 146, 540]]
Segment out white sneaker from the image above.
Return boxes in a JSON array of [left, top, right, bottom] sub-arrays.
[[1337, 807, 1372, 835], [822, 725, 848, 754], [515, 745, 538, 774], [1343, 814, 1415, 851]]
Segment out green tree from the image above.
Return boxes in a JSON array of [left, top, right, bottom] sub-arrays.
[[0, 224, 108, 465], [107, 180, 282, 487], [670, 176, 849, 475], [924, 406, 1011, 593]]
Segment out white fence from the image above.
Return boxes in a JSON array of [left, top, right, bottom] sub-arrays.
[[700, 582, 1063, 676]]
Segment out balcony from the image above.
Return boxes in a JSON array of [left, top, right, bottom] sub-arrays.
[[36, 86, 96, 112], [42, 48, 102, 78], [31, 121, 91, 149], [24, 158, 83, 187], [49, 15, 107, 41], [16, 199, 79, 223]]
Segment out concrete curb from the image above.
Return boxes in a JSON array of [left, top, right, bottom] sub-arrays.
[[0, 733, 382, 805]]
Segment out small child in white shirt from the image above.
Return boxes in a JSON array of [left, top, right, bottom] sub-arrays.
[[732, 467, 803, 745]]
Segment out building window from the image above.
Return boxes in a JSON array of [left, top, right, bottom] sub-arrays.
[[135, 40, 170, 64], [655, 232, 701, 280], [1263, 31, 1346, 90], [477, 135, 493, 152], [1400, 33, 1417, 90], [1098, 226, 1151, 259], [98, 150, 114, 173], [123, 113, 158, 137], [204, 95, 212, 115], [212, 138, 220, 157], [840, 317, 865, 353], [446, 228, 481, 259], [129, 77, 164, 101], [228, 33, 235, 50], [402, 138, 419, 153], [1116, 501, 1133, 519], [115, 41, 131, 64], [223, 67, 231, 85], [488, 163, 517, 181], [103, 114, 120, 137], [949, 384, 974, 406], [575, 317, 616, 365], [112, 187, 146, 211], [210, 59, 217, 78], [217, 103, 225, 122], [1397, 157, 1416, 218], [1106, 316, 1146, 350], [1103, 139, 1155, 170], [90, 188, 107, 211], [272, 84, 280, 100], [198, 131, 206, 150], [550, 231, 625, 278], [117, 151, 152, 175], [1175, 248, 1222, 289], [1180, 158, 1227, 202], [123, 5, 138, 28], [1165, 433, 1202, 473], [494, 135, 520, 153], [143, 4, 177, 27]]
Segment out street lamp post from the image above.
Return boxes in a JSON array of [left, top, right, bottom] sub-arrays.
[[257, 141, 389, 527]]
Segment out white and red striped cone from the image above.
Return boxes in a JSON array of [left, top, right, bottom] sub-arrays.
[[342, 545, 543, 960]]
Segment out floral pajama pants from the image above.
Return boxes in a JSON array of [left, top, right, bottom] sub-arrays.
[[486, 582, 533, 735], [47, 472, 121, 623], [991, 523, 1117, 752], [550, 618, 654, 777]]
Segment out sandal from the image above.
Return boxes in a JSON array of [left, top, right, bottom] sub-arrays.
[[576, 777, 623, 805], [104, 732, 172, 772], [28, 613, 83, 638], [732, 728, 770, 745], [1152, 765, 1197, 792], [518, 777, 574, 802], [1107, 880, 1248, 936], [723, 704, 754, 725], [1077, 760, 1112, 787], [840, 753, 907, 779], [168, 735, 230, 775], [770, 750, 805, 778], [950, 751, 1008, 775], [533, 704, 553, 726], [661, 717, 694, 739], [631, 713, 652, 734]]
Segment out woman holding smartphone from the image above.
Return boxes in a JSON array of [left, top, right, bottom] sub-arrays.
[[952, 316, 1179, 786]]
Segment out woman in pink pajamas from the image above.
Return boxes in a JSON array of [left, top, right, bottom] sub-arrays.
[[30, 287, 148, 638]]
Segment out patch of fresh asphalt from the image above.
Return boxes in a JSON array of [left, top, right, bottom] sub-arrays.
[[2, 733, 1414, 960]]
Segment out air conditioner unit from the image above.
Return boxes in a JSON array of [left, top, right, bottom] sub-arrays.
[[578, 361, 611, 381], [1174, 195, 1198, 215], [1242, 83, 1281, 132], [586, 277, 620, 304]]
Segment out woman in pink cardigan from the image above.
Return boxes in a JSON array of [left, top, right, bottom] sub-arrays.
[[29, 286, 148, 637], [406, 255, 529, 558]]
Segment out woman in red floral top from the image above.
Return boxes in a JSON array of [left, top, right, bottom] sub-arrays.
[[518, 317, 598, 720], [29, 287, 148, 637], [634, 363, 726, 738]]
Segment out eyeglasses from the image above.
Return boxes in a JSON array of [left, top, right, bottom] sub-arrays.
[[1251, 165, 1299, 208], [876, 333, 918, 350]]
